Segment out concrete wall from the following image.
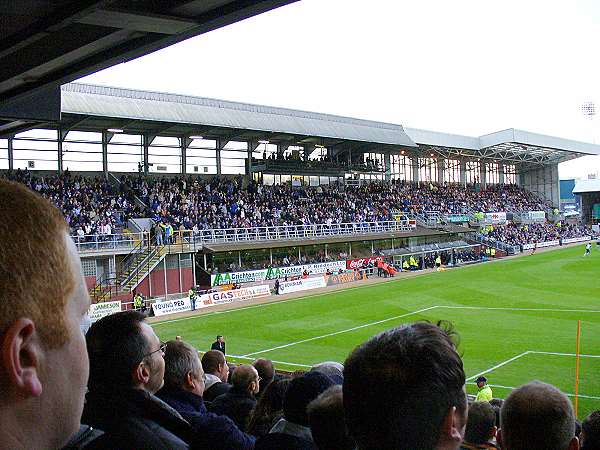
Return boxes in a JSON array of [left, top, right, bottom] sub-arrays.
[[520, 164, 560, 207]]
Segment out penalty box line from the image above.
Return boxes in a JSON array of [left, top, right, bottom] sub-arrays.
[[242, 305, 600, 359], [465, 382, 600, 401]]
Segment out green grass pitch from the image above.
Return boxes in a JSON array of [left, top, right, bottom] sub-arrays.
[[153, 244, 600, 418]]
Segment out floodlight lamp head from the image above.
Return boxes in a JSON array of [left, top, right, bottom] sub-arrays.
[[581, 101, 595, 117]]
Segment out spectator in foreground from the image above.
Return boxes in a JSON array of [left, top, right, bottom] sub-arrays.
[[0, 180, 91, 449], [498, 381, 578, 450], [461, 401, 498, 449], [83, 311, 193, 449], [310, 361, 344, 385], [248, 378, 292, 437], [307, 385, 356, 450], [202, 350, 232, 402], [157, 339, 255, 450], [255, 371, 334, 450], [254, 358, 276, 398], [209, 364, 260, 432], [581, 411, 600, 450], [343, 321, 468, 450]]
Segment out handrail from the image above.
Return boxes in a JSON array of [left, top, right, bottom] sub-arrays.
[[74, 219, 418, 251], [190, 220, 416, 244]]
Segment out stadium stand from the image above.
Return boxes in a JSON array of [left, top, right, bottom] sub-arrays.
[[1, 169, 557, 237], [481, 222, 590, 247]]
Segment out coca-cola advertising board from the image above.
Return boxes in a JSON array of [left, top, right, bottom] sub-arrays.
[[346, 256, 383, 270]]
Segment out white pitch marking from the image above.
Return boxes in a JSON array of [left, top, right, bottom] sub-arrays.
[[442, 306, 600, 313], [466, 351, 531, 382], [529, 351, 600, 359], [225, 354, 312, 368], [466, 382, 600, 400], [241, 305, 439, 357]]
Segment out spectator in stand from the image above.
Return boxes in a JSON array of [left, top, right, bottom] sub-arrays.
[[254, 358, 276, 398], [0, 180, 91, 449], [201, 350, 232, 402], [255, 371, 334, 450], [307, 385, 356, 450], [2, 169, 144, 234], [209, 364, 260, 432], [3, 170, 561, 244], [157, 339, 256, 450], [343, 321, 467, 450], [461, 401, 498, 450], [83, 311, 193, 449], [483, 222, 589, 247], [580, 411, 600, 450], [498, 381, 578, 450], [248, 378, 292, 437]]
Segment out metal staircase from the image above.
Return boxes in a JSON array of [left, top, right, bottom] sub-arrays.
[[89, 238, 166, 303]]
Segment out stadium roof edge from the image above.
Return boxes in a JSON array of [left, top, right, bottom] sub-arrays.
[[573, 179, 600, 194], [58, 83, 600, 165], [479, 129, 600, 156], [404, 126, 600, 155], [61, 83, 418, 148]]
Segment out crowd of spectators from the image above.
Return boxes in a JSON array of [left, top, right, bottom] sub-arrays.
[[483, 222, 590, 247], [2, 168, 144, 235], [3, 170, 555, 237], [130, 175, 552, 232], [256, 152, 384, 173]]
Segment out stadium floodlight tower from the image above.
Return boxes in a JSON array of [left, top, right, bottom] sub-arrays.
[[581, 101, 596, 143]]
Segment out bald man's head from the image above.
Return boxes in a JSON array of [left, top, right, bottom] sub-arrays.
[[500, 381, 577, 450]]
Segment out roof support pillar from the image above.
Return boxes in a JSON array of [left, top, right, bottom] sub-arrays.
[[142, 134, 150, 176], [7, 135, 13, 171], [460, 159, 467, 186], [102, 131, 108, 176], [480, 162, 487, 189], [384, 152, 391, 181], [437, 156, 444, 184], [247, 140, 255, 175], [498, 163, 504, 184], [181, 136, 187, 175], [58, 128, 66, 173], [412, 156, 419, 183], [216, 139, 223, 176]]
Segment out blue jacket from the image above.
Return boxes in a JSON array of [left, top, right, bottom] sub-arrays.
[[157, 386, 256, 450]]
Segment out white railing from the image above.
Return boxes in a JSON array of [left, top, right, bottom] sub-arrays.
[[192, 220, 416, 244], [73, 219, 417, 252], [73, 232, 147, 253]]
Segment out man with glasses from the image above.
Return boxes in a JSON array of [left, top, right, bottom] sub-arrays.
[[82, 310, 194, 449], [157, 339, 256, 450], [209, 364, 261, 432]]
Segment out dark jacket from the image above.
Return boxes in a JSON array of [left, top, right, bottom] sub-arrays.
[[211, 340, 226, 354], [209, 387, 257, 432], [82, 388, 193, 449], [203, 380, 232, 402], [156, 386, 256, 450]]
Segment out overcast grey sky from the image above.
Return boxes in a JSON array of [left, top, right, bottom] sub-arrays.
[[81, 0, 600, 179]]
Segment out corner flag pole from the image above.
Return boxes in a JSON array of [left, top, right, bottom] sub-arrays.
[[575, 320, 581, 417]]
